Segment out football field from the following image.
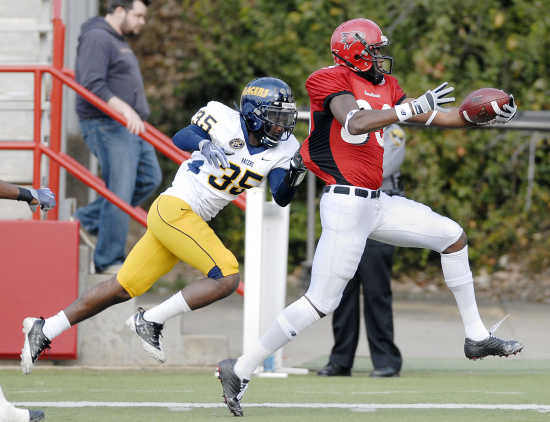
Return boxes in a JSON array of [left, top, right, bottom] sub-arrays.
[[2, 358, 550, 421]]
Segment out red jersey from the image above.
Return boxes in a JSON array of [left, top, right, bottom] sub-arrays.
[[301, 65, 405, 189]]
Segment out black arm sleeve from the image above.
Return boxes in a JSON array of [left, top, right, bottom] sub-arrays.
[[269, 168, 298, 207]]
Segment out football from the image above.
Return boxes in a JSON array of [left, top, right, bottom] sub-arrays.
[[458, 88, 511, 124]]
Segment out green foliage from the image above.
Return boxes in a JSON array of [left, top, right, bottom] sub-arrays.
[[132, 0, 550, 275]]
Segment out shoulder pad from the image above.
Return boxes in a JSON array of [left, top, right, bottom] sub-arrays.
[[191, 101, 243, 152]]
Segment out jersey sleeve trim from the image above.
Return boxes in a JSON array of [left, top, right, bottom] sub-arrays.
[[172, 124, 210, 152], [323, 90, 353, 112], [395, 94, 407, 105]]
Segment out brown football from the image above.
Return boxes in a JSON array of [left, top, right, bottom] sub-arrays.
[[458, 88, 511, 124]]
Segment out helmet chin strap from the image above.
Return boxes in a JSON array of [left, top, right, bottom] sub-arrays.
[[251, 128, 277, 148], [332, 51, 384, 84], [259, 135, 277, 148], [357, 66, 384, 85], [332, 51, 362, 72]]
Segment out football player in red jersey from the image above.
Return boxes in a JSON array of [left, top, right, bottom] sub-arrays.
[[216, 18, 520, 416]]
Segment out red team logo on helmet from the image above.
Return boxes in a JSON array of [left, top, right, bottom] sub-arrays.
[[340, 31, 365, 50]]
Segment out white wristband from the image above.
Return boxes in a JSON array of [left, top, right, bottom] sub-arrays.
[[394, 103, 413, 122], [344, 109, 360, 133]]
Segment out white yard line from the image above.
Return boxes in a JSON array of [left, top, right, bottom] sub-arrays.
[[13, 402, 550, 412]]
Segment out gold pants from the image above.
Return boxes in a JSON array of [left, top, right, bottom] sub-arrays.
[[117, 195, 239, 297]]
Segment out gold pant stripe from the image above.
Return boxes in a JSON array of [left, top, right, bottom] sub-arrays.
[[118, 195, 239, 297]]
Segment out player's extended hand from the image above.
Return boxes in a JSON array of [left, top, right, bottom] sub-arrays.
[[288, 148, 307, 187], [410, 82, 455, 114], [28, 187, 56, 212], [199, 140, 229, 169], [493, 94, 517, 124]]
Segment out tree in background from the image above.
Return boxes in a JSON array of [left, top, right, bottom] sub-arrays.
[[130, 0, 550, 284]]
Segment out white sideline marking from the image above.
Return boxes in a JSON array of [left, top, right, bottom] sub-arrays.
[[13, 402, 550, 411]]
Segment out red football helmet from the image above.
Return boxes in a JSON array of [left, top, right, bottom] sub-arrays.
[[330, 18, 393, 74]]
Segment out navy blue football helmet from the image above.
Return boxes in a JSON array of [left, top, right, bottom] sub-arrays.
[[240, 77, 298, 148]]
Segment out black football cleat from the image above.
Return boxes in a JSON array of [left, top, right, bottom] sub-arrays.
[[464, 336, 523, 360], [216, 359, 249, 417], [464, 314, 523, 360], [29, 408, 45, 421], [21, 317, 51, 375], [126, 307, 165, 363]]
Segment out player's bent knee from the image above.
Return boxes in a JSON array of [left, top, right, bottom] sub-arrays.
[[117, 274, 149, 298], [112, 278, 132, 302], [443, 231, 467, 254], [216, 273, 240, 298]]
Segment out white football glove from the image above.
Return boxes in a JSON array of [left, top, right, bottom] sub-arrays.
[[410, 82, 455, 115], [493, 95, 517, 124]]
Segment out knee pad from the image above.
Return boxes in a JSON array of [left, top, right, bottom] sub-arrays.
[[276, 296, 322, 340], [305, 287, 344, 315], [439, 219, 464, 253]]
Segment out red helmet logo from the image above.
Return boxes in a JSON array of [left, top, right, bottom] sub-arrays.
[[340, 31, 365, 50]]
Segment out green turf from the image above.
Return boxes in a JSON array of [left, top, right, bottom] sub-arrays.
[[1, 364, 549, 421]]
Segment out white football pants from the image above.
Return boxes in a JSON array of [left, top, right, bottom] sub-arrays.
[[306, 186, 463, 314]]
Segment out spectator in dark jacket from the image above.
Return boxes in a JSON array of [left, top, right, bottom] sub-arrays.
[[74, 0, 161, 274]]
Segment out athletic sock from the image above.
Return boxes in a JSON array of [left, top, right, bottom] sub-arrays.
[[42, 311, 71, 341], [143, 292, 191, 324], [234, 341, 272, 381], [235, 296, 321, 380], [441, 246, 489, 341]]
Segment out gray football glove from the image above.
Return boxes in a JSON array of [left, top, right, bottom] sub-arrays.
[[409, 82, 455, 115], [28, 187, 56, 212], [199, 140, 229, 169]]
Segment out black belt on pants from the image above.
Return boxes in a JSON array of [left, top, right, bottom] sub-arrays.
[[323, 185, 381, 199]]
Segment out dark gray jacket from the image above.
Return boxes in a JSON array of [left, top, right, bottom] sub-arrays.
[[75, 16, 150, 120]]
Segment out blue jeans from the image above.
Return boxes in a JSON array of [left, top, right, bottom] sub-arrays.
[[75, 118, 162, 272]]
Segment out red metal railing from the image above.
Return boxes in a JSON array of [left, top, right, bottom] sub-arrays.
[[0, 0, 245, 226], [0, 0, 246, 295]]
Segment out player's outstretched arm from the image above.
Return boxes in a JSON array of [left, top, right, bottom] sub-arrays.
[[331, 82, 458, 135], [330, 93, 399, 134], [0, 180, 21, 200], [0, 180, 56, 213], [407, 89, 517, 128], [407, 105, 470, 128]]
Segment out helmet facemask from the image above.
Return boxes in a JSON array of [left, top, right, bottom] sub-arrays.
[[354, 33, 393, 75], [254, 102, 298, 148]]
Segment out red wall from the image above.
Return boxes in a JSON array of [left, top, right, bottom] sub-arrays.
[[0, 220, 79, 360]]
